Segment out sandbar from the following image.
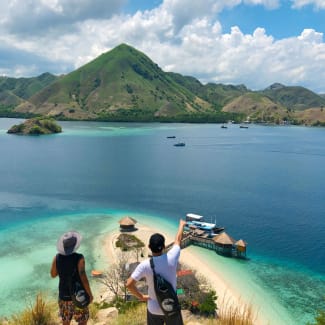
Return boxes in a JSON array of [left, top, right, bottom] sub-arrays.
[[95, 220, 273, 325]]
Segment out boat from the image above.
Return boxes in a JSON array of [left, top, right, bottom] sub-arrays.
[[240, 125, 249, 129], [186, 213, 204, 222], [91, 270, 103, 277], [221, 125, 228, 129], [174, 142, 185, 147], [167, 136, 176, 138], [185, 213, 224, 234]]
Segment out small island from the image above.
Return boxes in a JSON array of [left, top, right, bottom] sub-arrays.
[[7, 117, 62, 135]]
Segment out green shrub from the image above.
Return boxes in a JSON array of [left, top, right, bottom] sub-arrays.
[[29, 125, 45, 135], [115, 234, 145, 251], [198, 290, 217, 317]]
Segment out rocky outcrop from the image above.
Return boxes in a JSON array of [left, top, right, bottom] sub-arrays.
[[94, 307, 119, 325], [7, 117, 62, 135]]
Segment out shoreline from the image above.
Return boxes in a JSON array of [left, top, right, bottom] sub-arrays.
[[95, 220, 270, 325]]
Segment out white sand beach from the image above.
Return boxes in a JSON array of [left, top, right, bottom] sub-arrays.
[[95, 220, 271, 325]]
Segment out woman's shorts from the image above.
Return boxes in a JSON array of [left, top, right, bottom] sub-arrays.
[[58, 300, 89, 322]]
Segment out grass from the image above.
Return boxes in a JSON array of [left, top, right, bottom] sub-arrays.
[[109, 296, 256, 325], [215, 295, 257, 325], [111, 303, 147, 325], [0, 291, 257, 325], [4, 293, 58, 325]]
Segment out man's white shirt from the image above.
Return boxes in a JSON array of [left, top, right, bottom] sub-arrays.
[[131, 244, 180, 315]]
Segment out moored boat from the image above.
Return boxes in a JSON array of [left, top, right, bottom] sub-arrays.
[[91, 269, 103, 277], [185, 213, 224, 235], [174, 142, 185, 147]]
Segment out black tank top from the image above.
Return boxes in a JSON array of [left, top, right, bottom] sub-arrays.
[[56, 253, 83, 300]]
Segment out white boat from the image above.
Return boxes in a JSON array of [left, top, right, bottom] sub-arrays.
[[186, 213, 204, 222], [185, 213, 224, 234]]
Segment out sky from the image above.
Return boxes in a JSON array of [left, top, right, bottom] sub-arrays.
[[0, 0, 325, 93]]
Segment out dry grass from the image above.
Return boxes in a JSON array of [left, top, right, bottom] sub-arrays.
[[1, 291, 257, 325], [215, 294, 257, 325], [109, 296, 256, 325], [6, 293, 57, 325], [111, 303, 147, 325]]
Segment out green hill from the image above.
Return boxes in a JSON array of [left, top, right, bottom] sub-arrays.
[[167, 72, 248, 109], [222, 92, 291, 123], [0, 72, 58, 101], [0, 44, 324, 125], [0, 73, 58, 116], [261, 83, 325, 111], [15, 44, 214, 120]]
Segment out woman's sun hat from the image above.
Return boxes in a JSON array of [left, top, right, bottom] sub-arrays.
[[57, 231, 82, 255]]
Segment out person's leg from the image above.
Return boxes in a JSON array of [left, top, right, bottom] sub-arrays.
[[147, 309, 165, 325], [58, 300, 73, 325], [74, 305, 89, 325]]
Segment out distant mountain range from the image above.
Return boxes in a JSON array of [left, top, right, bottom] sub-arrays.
[[1, 43, 325, 125]]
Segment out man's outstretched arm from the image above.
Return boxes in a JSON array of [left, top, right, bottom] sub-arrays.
[[174, 219, 187, 246]]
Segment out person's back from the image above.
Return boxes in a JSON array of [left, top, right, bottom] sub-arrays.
[[50, 231, 93, 325], [56, 253, 83, 301], [126, 220, 186, 325]]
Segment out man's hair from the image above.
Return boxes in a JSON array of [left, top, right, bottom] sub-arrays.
[[149, 233, 165, 253]]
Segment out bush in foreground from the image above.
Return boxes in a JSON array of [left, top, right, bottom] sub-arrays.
[[5, 293, 57, 325]]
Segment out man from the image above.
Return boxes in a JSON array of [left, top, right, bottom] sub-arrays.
[[50, 231, 93, 325], [126, 219, 186, 325]]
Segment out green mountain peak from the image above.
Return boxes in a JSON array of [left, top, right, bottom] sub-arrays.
[[14, 43, 212, 120]]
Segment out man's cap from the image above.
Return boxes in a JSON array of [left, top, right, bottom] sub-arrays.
[[149, 233, 165, 253]]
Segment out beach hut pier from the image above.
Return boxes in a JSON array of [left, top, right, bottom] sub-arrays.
[[178, 231, 247, 258]]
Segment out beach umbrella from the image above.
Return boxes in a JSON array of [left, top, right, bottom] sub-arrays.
[[118, 216, 137, 226]]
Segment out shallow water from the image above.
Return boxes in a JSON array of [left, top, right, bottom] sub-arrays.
[[0, 118, 324, 324]]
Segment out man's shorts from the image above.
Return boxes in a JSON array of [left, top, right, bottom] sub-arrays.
[[58, 300, 89, 322]]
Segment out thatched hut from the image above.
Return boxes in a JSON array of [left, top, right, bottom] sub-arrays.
[[235, 239, 247, 257], [213, 232, 235, 256], [118, 216, 137, 232]]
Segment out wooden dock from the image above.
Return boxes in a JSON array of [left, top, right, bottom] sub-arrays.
[[166, 231, 247, 258]]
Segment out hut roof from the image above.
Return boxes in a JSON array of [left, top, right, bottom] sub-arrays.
[[213, 232, 235, 245], [119, 216, 137, 226], [235, 239, 247, 247]]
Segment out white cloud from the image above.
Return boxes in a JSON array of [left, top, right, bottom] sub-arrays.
[[0, 0, 325, 93], [244, 0, 280, 9], [298, 29, 323, 43], [291, 0, 325, 9], [0, 0, 126, 35]]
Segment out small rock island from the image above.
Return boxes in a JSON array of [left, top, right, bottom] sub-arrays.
[[7, 117, 62, 135]]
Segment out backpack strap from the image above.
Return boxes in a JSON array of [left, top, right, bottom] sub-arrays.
[[150, 257, 156, 274]]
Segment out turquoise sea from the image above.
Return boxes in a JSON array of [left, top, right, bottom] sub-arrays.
[[0, 118, 324, 324]]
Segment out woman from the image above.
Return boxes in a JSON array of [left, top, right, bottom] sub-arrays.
[[51, 231, 93, 325]]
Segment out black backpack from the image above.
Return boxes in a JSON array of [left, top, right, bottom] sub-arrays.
[[150, 257, 181, 318]]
